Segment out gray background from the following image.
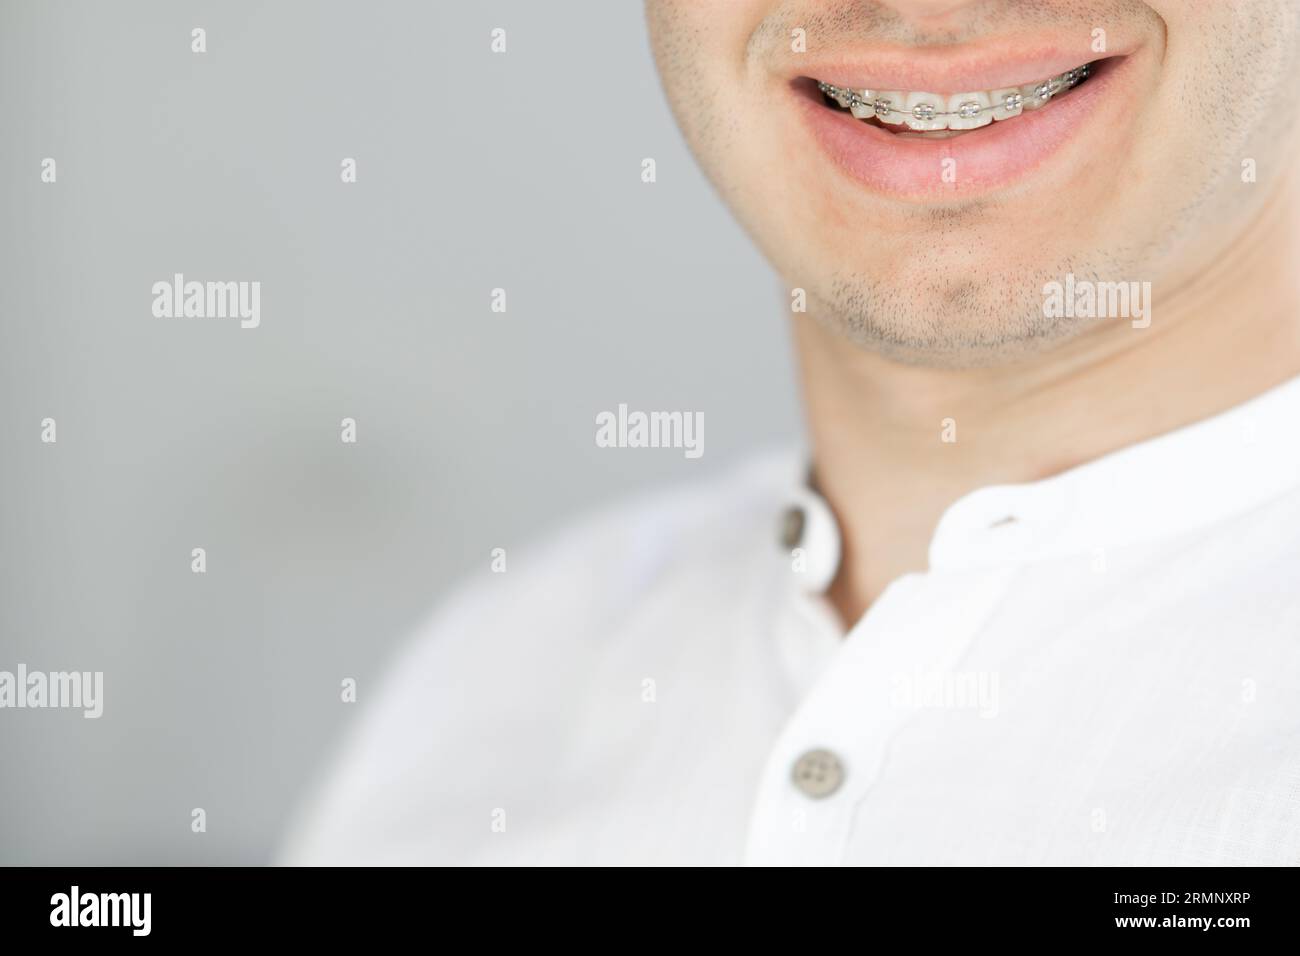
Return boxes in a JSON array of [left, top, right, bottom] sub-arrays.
[[0, 0, 800, 864]]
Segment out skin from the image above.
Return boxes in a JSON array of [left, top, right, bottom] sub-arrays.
[[646, 0, 1300, 623]]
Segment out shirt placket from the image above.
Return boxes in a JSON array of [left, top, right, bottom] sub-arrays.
[[744, 563, 1020, 865]]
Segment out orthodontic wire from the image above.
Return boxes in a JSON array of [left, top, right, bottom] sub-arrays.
[[817, 64, 1091, 119]]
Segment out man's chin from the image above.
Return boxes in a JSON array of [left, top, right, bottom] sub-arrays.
[[803, 282, 1108, 370]]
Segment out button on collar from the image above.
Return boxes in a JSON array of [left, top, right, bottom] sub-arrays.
[[776, 487, 841, 594], [779, 505, 806, 550]]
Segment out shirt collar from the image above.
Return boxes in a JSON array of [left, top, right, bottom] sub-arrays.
[[780, 373, 1300, 586]]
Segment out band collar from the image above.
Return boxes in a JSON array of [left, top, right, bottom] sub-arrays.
[[779, 373, 1300, 587]]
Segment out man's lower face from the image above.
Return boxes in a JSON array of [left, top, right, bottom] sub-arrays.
[[646, 0, 1300, 364]]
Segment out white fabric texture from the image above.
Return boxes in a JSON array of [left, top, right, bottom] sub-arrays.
[[283, 376, 1300, 866]]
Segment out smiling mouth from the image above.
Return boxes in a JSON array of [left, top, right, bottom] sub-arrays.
[[812, 61, 1096, 140]]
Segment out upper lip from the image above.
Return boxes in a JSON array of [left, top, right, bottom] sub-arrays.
[[788, 32, 1133, 93]]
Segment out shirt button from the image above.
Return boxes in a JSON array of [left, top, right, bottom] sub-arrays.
[[791, 748, 844, 799], [778, 505, 806, 549]]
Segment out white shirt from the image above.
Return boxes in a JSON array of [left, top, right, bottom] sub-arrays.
[[283, 376, 1300, 866]]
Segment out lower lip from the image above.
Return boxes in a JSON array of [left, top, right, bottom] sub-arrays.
[[796, 58, 1127, 200]]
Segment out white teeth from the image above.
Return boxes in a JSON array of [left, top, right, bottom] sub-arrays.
[[817, 63, 1091, 130], [903, 91, 947, 131], [849, 89, 875, 119], [946, 91, 992, 130], [875, 92, 907, 125], [1021, 76, 1058, 111], [990, 87, 1023, 121]]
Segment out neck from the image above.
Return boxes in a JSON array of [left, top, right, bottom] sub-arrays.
[[795, 175, 1300, 625]]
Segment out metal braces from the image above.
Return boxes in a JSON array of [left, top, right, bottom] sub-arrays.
[[817, 62, 1092, 122]]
